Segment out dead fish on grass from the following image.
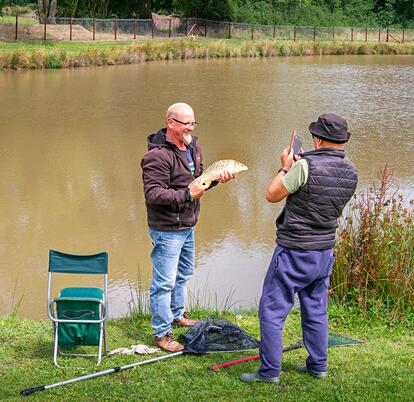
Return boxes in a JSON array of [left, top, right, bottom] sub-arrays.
[[108, 344, 160, 356], [190, 159, 248, 189]]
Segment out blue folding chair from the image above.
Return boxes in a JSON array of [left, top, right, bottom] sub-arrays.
[[47, 250, 108, 367]]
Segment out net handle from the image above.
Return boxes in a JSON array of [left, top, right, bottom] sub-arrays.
[[208, 341, 303, 371]]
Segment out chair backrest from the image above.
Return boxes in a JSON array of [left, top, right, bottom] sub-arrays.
[[49, 250, 108, 275]]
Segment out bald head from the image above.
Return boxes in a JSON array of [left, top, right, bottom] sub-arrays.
[[166, 102, 194, 121]]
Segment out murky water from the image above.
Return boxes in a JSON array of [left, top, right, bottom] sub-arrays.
[[1, 55, 413, 319]]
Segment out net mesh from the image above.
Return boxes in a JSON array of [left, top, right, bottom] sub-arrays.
[[181, 317, 259, 355], [327, 332, 362, 347]]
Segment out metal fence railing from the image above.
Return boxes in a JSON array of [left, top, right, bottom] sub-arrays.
[[2, 15, 413, 43]]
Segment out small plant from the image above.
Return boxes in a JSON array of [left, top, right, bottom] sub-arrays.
[[332, 165, 414, 318]]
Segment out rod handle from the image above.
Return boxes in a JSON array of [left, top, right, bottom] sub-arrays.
[[20, 385, 46, 396], [209, 354, 260, 370]]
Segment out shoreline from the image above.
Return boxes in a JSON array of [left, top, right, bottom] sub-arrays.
[[1, 38, 413, 70]]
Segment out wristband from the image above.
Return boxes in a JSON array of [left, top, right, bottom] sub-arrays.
[[278, 167, 289, 174]]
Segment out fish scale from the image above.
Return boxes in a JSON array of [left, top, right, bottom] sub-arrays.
[[190, 159, 248, 188]]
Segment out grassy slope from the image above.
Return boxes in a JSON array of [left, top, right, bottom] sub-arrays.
[[0, 307, 413, 401]]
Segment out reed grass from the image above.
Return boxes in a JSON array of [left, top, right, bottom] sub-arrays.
[[332, 165, 414, 319], [0, 38, 413, 70]]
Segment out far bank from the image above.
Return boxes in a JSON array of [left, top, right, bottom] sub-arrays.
[[0, 38, 413, 70]]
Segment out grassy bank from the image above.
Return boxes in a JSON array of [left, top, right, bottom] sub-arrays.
[[0, 38, 413, 70], [0, 306, 413, 401]]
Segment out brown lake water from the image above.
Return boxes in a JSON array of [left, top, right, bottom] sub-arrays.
[[1, 55, 413, 319]]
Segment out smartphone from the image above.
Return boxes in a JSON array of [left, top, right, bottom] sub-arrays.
[[289, 129, 303, 156], [292, 135, 303, 156]]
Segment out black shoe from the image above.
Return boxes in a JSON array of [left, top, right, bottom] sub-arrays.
[[297, 365, 328, 379], [240, 371, 280, 384]]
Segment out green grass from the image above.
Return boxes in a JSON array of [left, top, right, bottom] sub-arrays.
[[0, 16, 38, 25], [0, 306, 413, 401], [0, 38, 413, 70]]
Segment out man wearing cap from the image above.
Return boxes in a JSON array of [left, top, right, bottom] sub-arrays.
[[240, 113, 358, 384]]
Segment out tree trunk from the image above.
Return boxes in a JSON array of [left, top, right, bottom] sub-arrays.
[[49, 0, 57, 24], [37, 0, 57, 24], [37, 0, 46, 23]]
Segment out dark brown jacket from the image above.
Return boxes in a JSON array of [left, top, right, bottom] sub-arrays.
[[141, 128, 203, 230]]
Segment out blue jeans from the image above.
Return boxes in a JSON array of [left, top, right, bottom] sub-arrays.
[[148, 228, 195, 337]]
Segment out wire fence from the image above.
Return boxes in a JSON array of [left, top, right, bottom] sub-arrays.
[[2, 15, 413, 43]]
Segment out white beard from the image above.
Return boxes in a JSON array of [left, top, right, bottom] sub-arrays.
[[183, 134, 192, 146]]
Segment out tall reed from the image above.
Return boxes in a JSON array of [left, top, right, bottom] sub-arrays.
[[332, 165, 414, 317]]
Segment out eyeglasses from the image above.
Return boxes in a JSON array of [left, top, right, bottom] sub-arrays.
[[171, 117, 198, 128]]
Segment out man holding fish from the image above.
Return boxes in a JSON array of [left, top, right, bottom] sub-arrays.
[[141, 102, 241, 352]]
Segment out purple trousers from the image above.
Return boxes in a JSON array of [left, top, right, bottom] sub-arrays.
[[258, 245, 335, 378]]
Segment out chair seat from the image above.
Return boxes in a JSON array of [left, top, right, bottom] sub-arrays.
[[59, 287, 104, 299]]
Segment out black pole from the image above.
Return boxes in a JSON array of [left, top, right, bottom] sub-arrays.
[[15, 14, 18, 40]]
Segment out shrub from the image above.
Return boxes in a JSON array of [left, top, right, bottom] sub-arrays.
[[332, 165, 414, 316]]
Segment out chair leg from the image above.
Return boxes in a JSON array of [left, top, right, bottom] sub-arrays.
[[97, 322, 104, 366], [103, 321, 107, 354], [53, 322, 59, 367]]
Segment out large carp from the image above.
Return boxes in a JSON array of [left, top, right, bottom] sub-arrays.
[[190, 159, 248, 189]]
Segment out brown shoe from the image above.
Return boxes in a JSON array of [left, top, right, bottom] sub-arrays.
[[172, 316, 198, 328], [153, 333, 184, 353]]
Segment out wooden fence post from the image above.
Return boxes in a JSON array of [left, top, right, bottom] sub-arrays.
[[70, 17, 73, 41], [365, 27, 367, 42], [114, 17, 117, 40], [293, 26, 296, 42], [204, 21, 207, 37], [402, 29, 405, 43], [313, 26, 316, 41], [386, 28, 389, 42], [228, 22, 231, 39], [43, 18, 47, 41], [273, 25, 276, 39], [332, 26, 335, 40], [15, 14, 18, 40], [351, 27, 353, 41], [251, 23, 254, 40], [152, 18, 154, 38], [378, 28, 381, 42], [93, 18, 96, 41]]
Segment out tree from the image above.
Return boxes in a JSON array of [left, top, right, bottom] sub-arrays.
[[37, 0, 57, 23], [173, 0, 233, 20]]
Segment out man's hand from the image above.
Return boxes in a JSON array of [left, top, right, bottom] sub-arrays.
[[280, 146, 294, 171], [188, 181, 209, 200], [218, 170, 237, 184]]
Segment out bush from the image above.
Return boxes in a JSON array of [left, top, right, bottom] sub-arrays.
[[332, 165, 414, 316]]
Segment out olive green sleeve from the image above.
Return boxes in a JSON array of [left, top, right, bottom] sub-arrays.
[[281, 159, 309, 194]]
